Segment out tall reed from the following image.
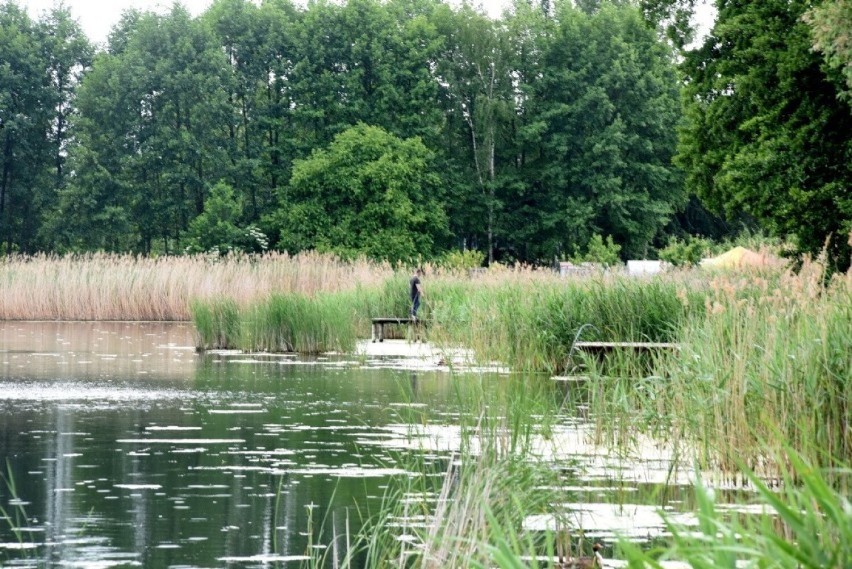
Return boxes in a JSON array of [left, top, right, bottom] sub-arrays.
[[480, 445, 852, 569], [428, 273, 703, 372], [241, 293, 359, 353], [587, 261, 851, 473], [619, 447, 852, 569], [335, 374, 573, 568], [192, 291, 361, 354], [665, 263, 851, 471], [0, 460, 34, 553], [190, 297, 241, 350], [190, 268, 703, 367], [0, 252, 391, 321]]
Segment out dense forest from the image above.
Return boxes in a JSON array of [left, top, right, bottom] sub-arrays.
[[0, 0, 849, 266]]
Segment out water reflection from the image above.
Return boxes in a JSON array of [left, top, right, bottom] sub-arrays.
[[0, 322, 761, 568], [0, 321, 196, 381], [0, 322, 457, 567]]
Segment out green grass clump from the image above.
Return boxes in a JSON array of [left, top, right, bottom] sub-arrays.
[[191, 291, 359, 354], [429, 276, 703, 372], [240, 292, 358, 353], [190, 297, 241, 350]]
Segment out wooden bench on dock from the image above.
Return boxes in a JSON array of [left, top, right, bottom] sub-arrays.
[[371, 317, 426, 342]]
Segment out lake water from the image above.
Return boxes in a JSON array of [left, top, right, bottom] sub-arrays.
[[0, 322, 754, 567]]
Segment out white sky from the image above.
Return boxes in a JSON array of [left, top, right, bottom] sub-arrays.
[[22, 0, 211, 43], [20, 0, 713, 47], [20, 0, 509, 45], [22, 1, 225, 44]]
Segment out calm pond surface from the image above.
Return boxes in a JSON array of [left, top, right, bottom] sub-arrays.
[[0, 322, 753, 568]]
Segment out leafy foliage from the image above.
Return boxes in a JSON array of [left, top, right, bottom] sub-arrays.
[[676, 0, 852, 268], [185, 181, 268, 255], [658, 234, 711, 267], [0, 0, 848, 268], [58, 4, 233, 253], [269, 123, 449, 263], [512, 2, 684, 261], [805, 0, 852, 101], [0, 3, 91, 253], [573, 234, 623, 267], [438, 248, 487, 271]]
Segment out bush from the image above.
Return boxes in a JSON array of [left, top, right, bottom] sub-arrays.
[[571, 234, 622, 267], [658, 235, 712, 267], [438, 249, 486, 271]]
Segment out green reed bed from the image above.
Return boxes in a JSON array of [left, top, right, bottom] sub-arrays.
[[190, 278, 412, 353], [346, 274, 416, 338], [346, 453, 562, 569], [225, 265, 850, 568], [190, 297, 241, 350], [428, 275, 703, 373], [192, 291, 361, 353], [586, 264, 851, 473], [190, 271, 704, 366], [665, 268, 851, 471], [241, 293, 360, 353]]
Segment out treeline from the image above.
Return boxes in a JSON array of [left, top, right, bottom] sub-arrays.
[[1, 0, 849, 266]]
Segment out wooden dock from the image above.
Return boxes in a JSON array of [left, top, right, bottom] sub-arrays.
[[551, 374, 670, 382], [371, 317, 425, 342], [572, 341, 680, 354]]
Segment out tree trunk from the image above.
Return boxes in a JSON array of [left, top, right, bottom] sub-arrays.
[[1, 133, 12, 253], [56, 73, 65, 189], [487, 125, 495, 265]]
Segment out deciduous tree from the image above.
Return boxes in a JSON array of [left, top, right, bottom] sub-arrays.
[[62, 4, 233, 253], [676, 0, 852, 266], [269, 123, 449, 263], [0, 2, 52, 253], [517, 1, 683, 260]]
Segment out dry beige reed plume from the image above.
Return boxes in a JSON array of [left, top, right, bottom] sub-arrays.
[[0, 252, 392, 321]]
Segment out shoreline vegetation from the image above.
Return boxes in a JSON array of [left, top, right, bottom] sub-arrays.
[[0, 252, 391, 321], [1, 251, 848, 473], [1, 252, 849, 566]]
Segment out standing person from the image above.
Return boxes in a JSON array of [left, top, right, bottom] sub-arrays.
[[409, 268, 424, 321]]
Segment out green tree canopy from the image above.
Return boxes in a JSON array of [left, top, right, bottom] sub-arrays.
[[0, 2, 92, 253], [511, 1, 683, 260], [805, 0, 852, 101], [59, 4, 233, 253], [7, 0, 848, 267], [676, 0, 852, 267], [269, 123, 449, 263], [185, 181, 268, 254]]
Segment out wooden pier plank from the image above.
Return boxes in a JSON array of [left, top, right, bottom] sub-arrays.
[[371, 317, 425, 342], [573, 341, 680, 352]]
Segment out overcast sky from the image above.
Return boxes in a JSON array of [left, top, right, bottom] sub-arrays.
[[22, 0, 232, 44], [20, 0, 509, 45], [19, 0, 713, 47]]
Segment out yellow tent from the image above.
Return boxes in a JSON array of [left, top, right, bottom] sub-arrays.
[[700, 246, 783, 269]]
